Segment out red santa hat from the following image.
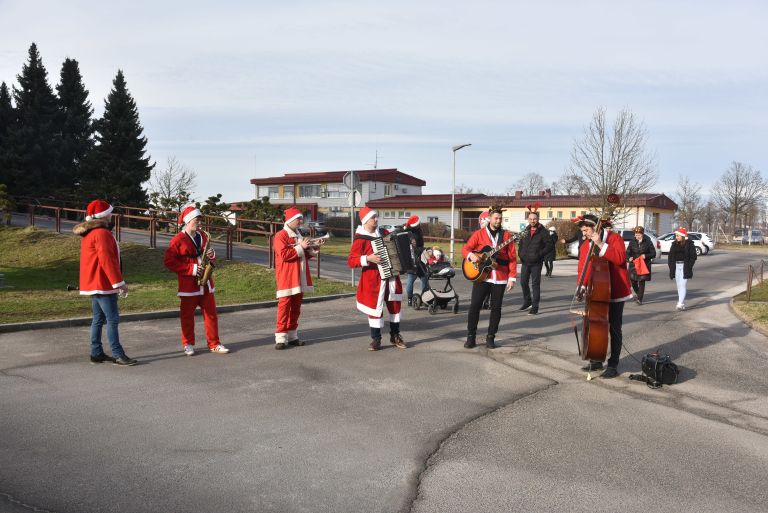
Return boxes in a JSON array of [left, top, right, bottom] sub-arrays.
[[403, 215, 420, 229], [284, 207, 303, 224], [85, 200, 113, 221], [479, 211, 490, 226], [359, 206, 377, 224], [675, 227, 688, 238], [178, 205, 202, 225]]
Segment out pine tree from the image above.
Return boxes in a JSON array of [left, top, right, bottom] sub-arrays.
[[0, 82, 16, 189], [56, 58, 94, 199], [82, 69, 154, 205], [6, 43, 63, 198]]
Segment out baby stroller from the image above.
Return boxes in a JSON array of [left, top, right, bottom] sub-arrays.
[[412, 250, 459, 315]]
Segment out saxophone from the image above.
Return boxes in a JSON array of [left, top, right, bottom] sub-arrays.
[[197, 230, 215, 286]]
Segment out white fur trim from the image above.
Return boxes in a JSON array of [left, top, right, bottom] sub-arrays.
[[361, 209, 377, 225], [275, 332, 287, 344], [360, 255, 368, 267], [611, 294, 634, 303], [368, 317, 385, 328], [79, 289, 119, 295], [675, 230, 688, 238], [598, 243, 608, 257], [111, 280, 126, 289], [86, 204, 113, 221], [389, 312, 401, 323], [285, 212, 303, 224], [277, 286, 303, 298], [183, 208, 202, 225]]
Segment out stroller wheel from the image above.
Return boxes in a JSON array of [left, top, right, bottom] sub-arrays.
[[453, 302, 459, 314], [413, 295, 422, 310], [428, 303, 438, 315], [440, 303, 447, 310]]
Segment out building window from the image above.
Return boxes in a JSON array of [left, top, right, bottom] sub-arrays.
[[325, 183, 346, 198], [402, 187, 408, 194], [370, 182, 376, 192], [547, 210, 553, 219], [384, 184, 393, 196], [284, 187, 294, 199], [428, 216, 439, 224], [581, 211, 586, 215], [571, 211, 577, 218], [557, 211, 563, 218], [298, 184, 322, 198], [267, 186, 279, 199], [383, 211, 394, 219]]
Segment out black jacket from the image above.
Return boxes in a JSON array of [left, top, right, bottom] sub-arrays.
[[546, 231, 558, 260], [668, 239, 697, 279], [626, 234, 656, 281], [518, 223, 554, 265]]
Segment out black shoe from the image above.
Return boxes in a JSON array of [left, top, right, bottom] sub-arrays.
[[407, 297, 413, 307], [485, 335, 496, 349], [275, 343, 287, 350], [482, 301, 491, 310], [90, 353, 115, 364], [527, 307, 539, 315], [581, 361, 604, 371], [369, 338, 382, 351], [464, 335, 477, 349], [288, 339, 305, 346], [519, 303, 532, 311], [113, 356, 138, 366], [600, 367, 619, 379]]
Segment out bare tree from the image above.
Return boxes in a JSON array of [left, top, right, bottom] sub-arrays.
[[568, 107, 658, 223], [711, 161, 767, 229], [148, 156, 197, 213], [454, 183, 476, 194], [551, 172, 588, 196], [507, 172, 548, 196], [674, 175, 703, 230]]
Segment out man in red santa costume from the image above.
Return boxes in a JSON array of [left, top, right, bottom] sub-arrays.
[[348, 206, 409, 351], [74, 199, 137, 366], [163, 206, 229, 356], [273, 207, 320, 350]]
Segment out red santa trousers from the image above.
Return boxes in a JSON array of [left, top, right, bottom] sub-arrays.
[[179, 291, 220, 348], [275, 293, 303, 343]]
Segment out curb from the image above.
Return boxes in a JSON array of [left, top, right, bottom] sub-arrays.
[[0, 293, 356, 334], [729, 297, 768, 338]]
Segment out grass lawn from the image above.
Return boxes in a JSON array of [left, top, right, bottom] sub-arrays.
[[732, 279, 768, 332], [0, 226, 354, 324]]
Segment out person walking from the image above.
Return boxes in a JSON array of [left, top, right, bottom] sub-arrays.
[[626, 226, 656, 305], [667, 227, 697, 311], [517, 206, 553, 315], [74, 199, 137, 366], [404, 217, 427, 306], [544, 226, 558, 277]]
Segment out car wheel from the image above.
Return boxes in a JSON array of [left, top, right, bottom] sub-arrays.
[[695, 246, 702, 256]]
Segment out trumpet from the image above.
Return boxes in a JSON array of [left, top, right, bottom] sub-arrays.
[[307, 232, 330, 250], [197, 229, 215, 286]]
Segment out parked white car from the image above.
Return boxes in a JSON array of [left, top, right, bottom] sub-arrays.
[[658, 232, 711, 256], [566, 229, 661, 262]]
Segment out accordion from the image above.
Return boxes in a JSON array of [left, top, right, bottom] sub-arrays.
[[371, 231, 416, 279]]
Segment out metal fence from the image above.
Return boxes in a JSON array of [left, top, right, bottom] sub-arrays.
[[745, 259, 767, 302]]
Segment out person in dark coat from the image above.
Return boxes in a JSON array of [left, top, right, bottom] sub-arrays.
[[626, 226, 656, 305], [404, 218, 426, 306], [667, 227, 697, 311], [544, 226, 558, 277], [517, 207, 554, 315]]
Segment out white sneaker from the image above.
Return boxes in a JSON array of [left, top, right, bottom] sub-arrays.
[[183, 345, 195, 356], [676, 304, 685, 311], [210, 344, 230, 354]]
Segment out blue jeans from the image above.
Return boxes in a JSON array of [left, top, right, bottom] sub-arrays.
[[405, 273, 429, 298], [90, 294, 126, 358]]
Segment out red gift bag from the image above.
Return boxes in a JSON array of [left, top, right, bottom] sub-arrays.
[[634, 256, 650, 276]]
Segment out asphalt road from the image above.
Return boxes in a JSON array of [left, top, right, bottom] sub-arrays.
[[2, 216, 768, 512]]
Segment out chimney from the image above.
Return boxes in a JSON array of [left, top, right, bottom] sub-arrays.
[[538, 190, 546, 196], [545, 188, 552, 198], [514, 190, 523, 199]]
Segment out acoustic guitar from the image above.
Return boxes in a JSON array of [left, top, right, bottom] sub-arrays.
[[462, 236, 516, 282]]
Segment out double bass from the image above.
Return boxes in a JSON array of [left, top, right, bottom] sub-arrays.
[[571, 207, 617, 362]]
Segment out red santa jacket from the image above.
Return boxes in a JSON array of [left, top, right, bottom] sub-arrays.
[[274, 225, 316, 298], [347, 226, 403, 317], [462, 227, 518, 284], [577, 229, 632, 302], [74, 220, 125, 295], [164, 230, 215, 296]]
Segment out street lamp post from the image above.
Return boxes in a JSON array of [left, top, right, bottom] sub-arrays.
[[450, 143, 471, 264]]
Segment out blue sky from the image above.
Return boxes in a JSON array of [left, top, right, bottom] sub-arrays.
[[1, 0, 765, 202]]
